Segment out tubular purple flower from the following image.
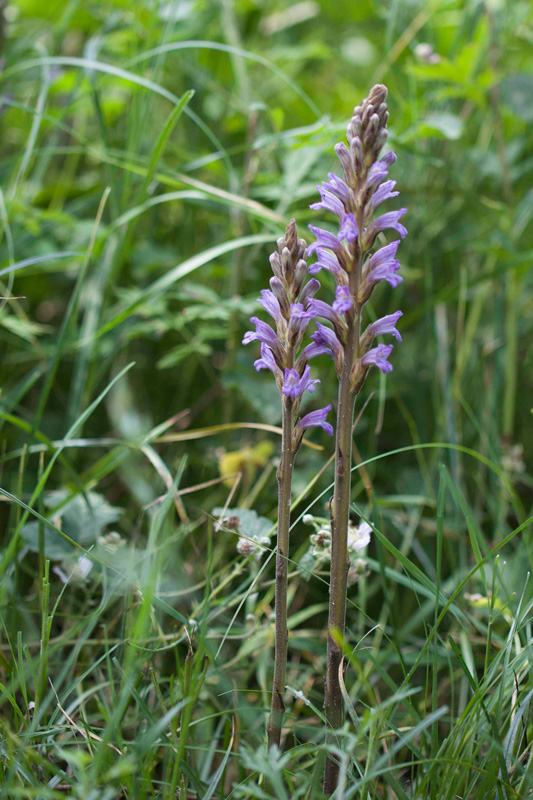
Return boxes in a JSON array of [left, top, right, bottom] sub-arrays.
[[368, 209, 408, 240], [368, 240, 400, 268], [366, 164, 389, 190], [338, 213, 359, 243], [312, 322, 343, 358], [311, 323, 344, 375], [308, 248, 342, 278], [301, 340, 333, 362], [371, 179, 399, 208], [332, 285, 352, 315], [306, 298, 345, 328], [379, 150, 397, 167], [367, 262, 403, 288], [367, 310, 403, 342], [282, 365, 320, 398], [296, 404, 334, 436], [363, 241, 403, 289], [361, 343, 394, 373], [258, 289, 282, 320], [242, 317, 279, 349], [334, 142, 352, 177], [254, 344, 282, 378], [310, 187, 345, 219], [322, 173, 352, 206], [308, 225, 346, 256], [290, 302, 312, 319], [299, 277, 321, 303]]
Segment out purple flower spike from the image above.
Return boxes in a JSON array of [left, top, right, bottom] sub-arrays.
[[338, 213, 359, 243], [369, 209, 408, 239], [308, 249, 342, 278], [308, 225, 345, 255], [282, 365, 320, 398], [243, 317, 279, 348], [361, 343, 394, 373], [372, 180, 399, 208], [297, 404, 334, 436], [367, 310, 403, 342], [333, 285, 352, 315]]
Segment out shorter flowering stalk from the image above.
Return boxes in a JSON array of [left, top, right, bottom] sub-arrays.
[[243, 220, 332, 750], [306, 85, 406, 794]]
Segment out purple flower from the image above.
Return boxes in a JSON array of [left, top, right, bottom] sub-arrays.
[[309, 322, 344, 374], [258, 289, 282, 320], [361, 343, 394, 373], [243, 317, 279, 349], [312, 323, 343, 358], [366, 241, 403, 287], [310, 187, 345, 219], [338, 213, 359, 243], [308, 248, 342, 278], [308, 225, 345, 256], [332, 285, 352, 315], [254, 343, 281, 377], [369, 240, 400, 268], [334, 142, 352, 176], [367, 310, 403, 342], [371, 180, 399, 208], [367, 164, 389, 190], [290, 302, 315, 321], [282, 365, 320, 398], [301, 340, 333, 361], [305, 298, 344, 327], [296, 404, 334, 436], [322, 173, 351, 206], [299, 278, 321, 303], [379, 150, 397, 168], [368, 209, 408, 240]]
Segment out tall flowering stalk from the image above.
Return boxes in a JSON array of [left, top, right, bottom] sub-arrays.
[[243, 220, 333, 750], [306, 84, 406, 793]]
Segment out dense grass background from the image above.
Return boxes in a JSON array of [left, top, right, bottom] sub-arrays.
[[1, 0, 532, 797]]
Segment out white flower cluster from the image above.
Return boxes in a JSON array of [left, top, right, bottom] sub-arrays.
[[303, 514, 371, 584]]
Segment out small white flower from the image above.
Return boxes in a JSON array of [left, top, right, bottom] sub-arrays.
[[347, 521, 371, 554]]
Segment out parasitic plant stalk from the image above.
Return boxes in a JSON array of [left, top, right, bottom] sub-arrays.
[[243, 221, 333, 749], [304, 84, 406, 793]]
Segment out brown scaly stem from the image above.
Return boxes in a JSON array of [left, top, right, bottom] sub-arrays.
[[267, 393, 295, 749], [323, 265, 361, 793]]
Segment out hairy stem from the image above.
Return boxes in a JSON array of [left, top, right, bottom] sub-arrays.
[[267, 394, 295, 750]]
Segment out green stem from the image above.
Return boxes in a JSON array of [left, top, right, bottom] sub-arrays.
[[267, 394, 295, 750]]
